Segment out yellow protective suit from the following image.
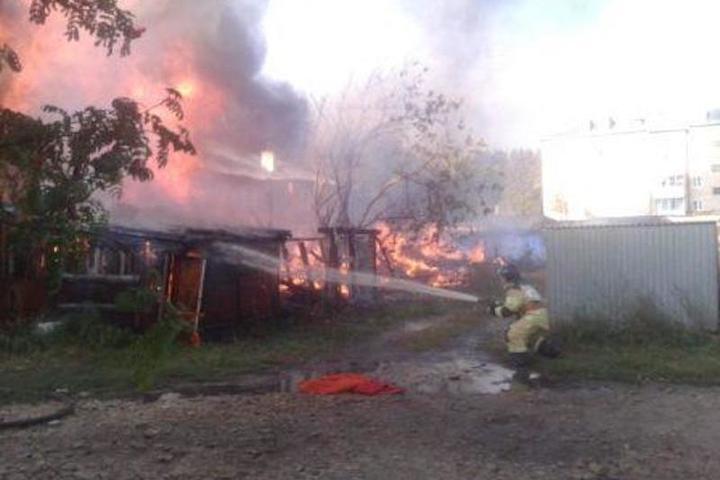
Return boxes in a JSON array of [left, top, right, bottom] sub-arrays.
[[493, 284, 550, 354]]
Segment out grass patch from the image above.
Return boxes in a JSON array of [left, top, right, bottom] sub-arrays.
[[0, 300, 453, 404], [539, 314, 720, 384], [158, 321, 372, 384]]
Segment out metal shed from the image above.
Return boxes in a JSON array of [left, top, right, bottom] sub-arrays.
[[544, 217, 719, 329]]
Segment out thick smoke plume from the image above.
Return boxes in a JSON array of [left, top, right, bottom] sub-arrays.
[[0, 0, 312, 233], [402, 0, 601, 147], [137, 0, 307, 160]]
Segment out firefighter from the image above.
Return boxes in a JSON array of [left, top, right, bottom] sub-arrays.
[[488, 263, 559, 371]]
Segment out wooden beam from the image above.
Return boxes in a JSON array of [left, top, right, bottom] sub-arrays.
[[375, 238, 395, 276]]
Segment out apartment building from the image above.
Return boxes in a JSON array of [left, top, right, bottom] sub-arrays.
[[541, 115, 720, 220]]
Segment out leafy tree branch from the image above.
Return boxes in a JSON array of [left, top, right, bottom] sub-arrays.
[[1, 0, 144, 74]]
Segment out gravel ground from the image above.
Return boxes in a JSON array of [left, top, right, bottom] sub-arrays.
[[3, 314, 720, 479], [2, 385, 720, 479]]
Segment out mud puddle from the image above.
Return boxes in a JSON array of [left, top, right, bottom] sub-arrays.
[[279, 315, 517, 395], [279, 353, 514, 395], [402, 319, 438, 333], [374, 355, 514, 394]]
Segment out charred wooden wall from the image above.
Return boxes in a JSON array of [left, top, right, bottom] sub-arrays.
[[2, 224, 289, 332], [200, 241, 282, 331]]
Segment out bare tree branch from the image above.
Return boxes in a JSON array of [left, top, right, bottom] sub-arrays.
[[307, 63, 499, 232]]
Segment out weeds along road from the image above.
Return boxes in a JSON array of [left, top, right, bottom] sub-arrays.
[[3, 312, 720, 479]]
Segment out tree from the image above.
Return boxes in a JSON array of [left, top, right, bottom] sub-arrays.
[[0, 1, 194, 290], [310, 64, 502, 234], [495, 149, 543, 217], [1, 0, 145, 73]]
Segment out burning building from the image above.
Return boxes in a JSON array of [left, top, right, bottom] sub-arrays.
[[57, 225, 290, 334], [0, 0, 548, 321], [280, 227, 379, 308], [1, 0, 313, 235]]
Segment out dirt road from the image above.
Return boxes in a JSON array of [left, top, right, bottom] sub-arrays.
[[3, 314, 720, 479]]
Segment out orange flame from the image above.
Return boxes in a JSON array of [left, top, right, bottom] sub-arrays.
[[339, 261, 351, 298], [376, 222, 486, 288], [1, 9, 227, 211], [468, 245, 486, 263], [282, 241, 325, 291]]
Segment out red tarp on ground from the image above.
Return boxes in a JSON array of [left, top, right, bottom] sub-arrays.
[[298, 373, 404, 396]]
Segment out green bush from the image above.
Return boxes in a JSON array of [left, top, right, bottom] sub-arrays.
[[0, 309, 134, 355], [557, 300, 713, 349], [0, 323, 51, 356], [541, 299, 720, 384], [59, 309, 135, 349], [114, 276, 161, 315], [128, 303, 188, 391]]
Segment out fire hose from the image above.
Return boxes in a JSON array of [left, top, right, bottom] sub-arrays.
[[0, 403, 75, 430]]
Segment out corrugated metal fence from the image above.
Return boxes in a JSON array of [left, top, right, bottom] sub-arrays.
[[544, 219, 719, 329]]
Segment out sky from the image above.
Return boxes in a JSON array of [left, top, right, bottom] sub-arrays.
[[6, 0, 720, 149], [4, 0, 720, 226], [260, 0, 720, 147]]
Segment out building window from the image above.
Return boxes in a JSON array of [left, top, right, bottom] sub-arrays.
[[692, 176, 703, 187], [656, 198, 684, 212], [662, 175, 686, 187], [712, 165, 720, 173], [666, 175, 684, 186], [693, 200, 704, 211]]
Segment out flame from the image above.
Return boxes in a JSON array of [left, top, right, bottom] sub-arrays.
[[338, 261, 351, 298], [376, 222, 486, 288], [281, 240, 353, 299], [468, 245, 486, 263], [1, 8, 229, 215], [282, 241, 325, 291]]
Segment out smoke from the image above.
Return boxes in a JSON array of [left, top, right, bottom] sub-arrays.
[[399, 0, 605, 147], [395, 0, 515, 144], [0, 1, 25, 47], [0, 0, 27, 100], [0, 0, 311, 233], [411, 0, 720, 146], [1, 0, 307, 154], [136, 0, 308, 159]]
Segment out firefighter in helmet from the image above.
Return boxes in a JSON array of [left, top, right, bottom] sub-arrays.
[[488, 263, 559, 369]]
